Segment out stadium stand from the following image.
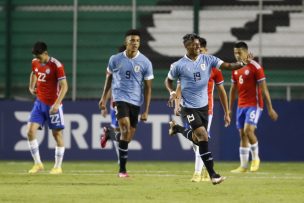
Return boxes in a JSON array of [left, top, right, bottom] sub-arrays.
[[0, 0, 303, 99]]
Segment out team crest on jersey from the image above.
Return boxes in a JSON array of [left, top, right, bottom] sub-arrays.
[[45, 68, 51, 74], [200, 64, 206, 71], [134, 65, 140, 72], [35, 68, 38, 72], [245, 70, 250, 75], [234, 71, 238, 75]]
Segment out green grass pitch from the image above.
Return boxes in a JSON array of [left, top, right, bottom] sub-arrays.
[[0, 161, 303, 203]]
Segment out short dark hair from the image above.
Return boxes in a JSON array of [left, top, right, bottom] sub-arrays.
[[32, 41, 47, 55], [199, 37, 207, 48], [234, 41, 248, 50], [182, 33, 200, 45], [125, 29, 141, 37]]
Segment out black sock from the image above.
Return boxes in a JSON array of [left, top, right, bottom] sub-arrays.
[[198, 141, 216, 177], [118, 140, 128, 173]]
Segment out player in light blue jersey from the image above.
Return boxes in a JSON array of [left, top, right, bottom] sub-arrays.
[[165, 33, 251, 185], [99, 29, 153, 178]]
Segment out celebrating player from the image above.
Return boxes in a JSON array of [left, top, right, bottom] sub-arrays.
[[173, 37, 230, 182], [165, 33, 250, 185]]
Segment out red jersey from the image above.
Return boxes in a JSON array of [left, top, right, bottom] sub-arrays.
[[32, 57, 66, 106], [231, 60, 265, 108], [208, 68, 224, 115]]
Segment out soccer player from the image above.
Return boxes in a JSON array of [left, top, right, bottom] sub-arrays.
[[99, 29, 154, 178], [229, 42, 278, 173], [173, 37, 230, 182], [27, 41, 68, 174], [165, 33, 251, 185]]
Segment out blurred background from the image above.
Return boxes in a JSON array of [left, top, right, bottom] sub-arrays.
[[0, 0, 304, 161]]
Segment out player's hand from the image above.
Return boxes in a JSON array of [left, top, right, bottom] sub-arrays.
[[243, 52, 254, 65], [224, 112, 231, 127], [174, 106, 181, 116], [49, 104, 59, 114], [268, 108, 278, 121], [168, 91, 177, 108], [101, 108, 108, 118], [29, 87, 37, 96], [228, 109, 233, 119], [98, 99, 106, 111], [140, 112, 148, 122]]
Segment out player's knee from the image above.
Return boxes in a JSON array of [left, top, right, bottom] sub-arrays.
[[244, 127, 254, 136]]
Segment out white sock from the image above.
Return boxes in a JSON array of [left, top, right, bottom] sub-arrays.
[[28, 139, 42, 164], [250, 142, 260, 160], [113, 141, 120, 164], [194, 146, 204, 173], [54, 146, 65, 168], [240, 147, 250, 168]]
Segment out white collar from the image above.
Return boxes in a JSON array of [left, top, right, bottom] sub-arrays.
[[123, 50, 140, 59]]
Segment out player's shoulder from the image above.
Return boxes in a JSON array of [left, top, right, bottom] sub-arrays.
[[49, 57, 63, 68], [32, 58, 39, 64], [248, 59, 263, 70], [138, 52, 152, 65]]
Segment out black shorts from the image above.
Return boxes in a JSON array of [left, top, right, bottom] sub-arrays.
[[115, 101, 140, 128], [180, 105, 208, 131]]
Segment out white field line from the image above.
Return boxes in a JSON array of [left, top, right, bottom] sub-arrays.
[[3, 170, 304, 179]]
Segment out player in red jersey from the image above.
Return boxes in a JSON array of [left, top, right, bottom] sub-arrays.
[[229, 42, 278, 173], [173, 37, 230, 182], [27, 41, 68, 174]]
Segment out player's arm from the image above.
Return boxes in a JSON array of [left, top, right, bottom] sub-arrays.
[[219, 53, 253, 71], [219, 62, 245, 71], [99, 72, 112, 111], [29, 71, 37, 96], [259, 80, 278, 121], [140, 79, 153, 121], [101, 89, 111, 118], [174, 83, 181, 116], [216, 84, 230, 127], [229, 82, 237, 118], [164, 77, 176, 107], [50, 78, 68, 114]]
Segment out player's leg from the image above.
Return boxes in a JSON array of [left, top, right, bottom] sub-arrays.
[[189, 107, 225, 185], [231, 107, 249, 173], [47, 105, 65, 174], [191, 145, 203, 182], [27, 100, 45, 174], [244, 107, 262, 172], [231, 129, 250, 173], [50, 129, 64, 174]]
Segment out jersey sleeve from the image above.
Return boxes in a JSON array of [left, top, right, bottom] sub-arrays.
[[255, 66, 266, 83], [213, 68, 224, 85], [210, 55, 224, 69], [144, 60, 154, 80], [56, 64, 66, 81], [107, 55, 115, 74], [167, 62, 178, 80], [31, 59, 38, 73], [231, 71, 237, 83]]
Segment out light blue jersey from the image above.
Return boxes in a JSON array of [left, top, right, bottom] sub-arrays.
[[107, 51, 154, 106], [168, 54, 223, 108]]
